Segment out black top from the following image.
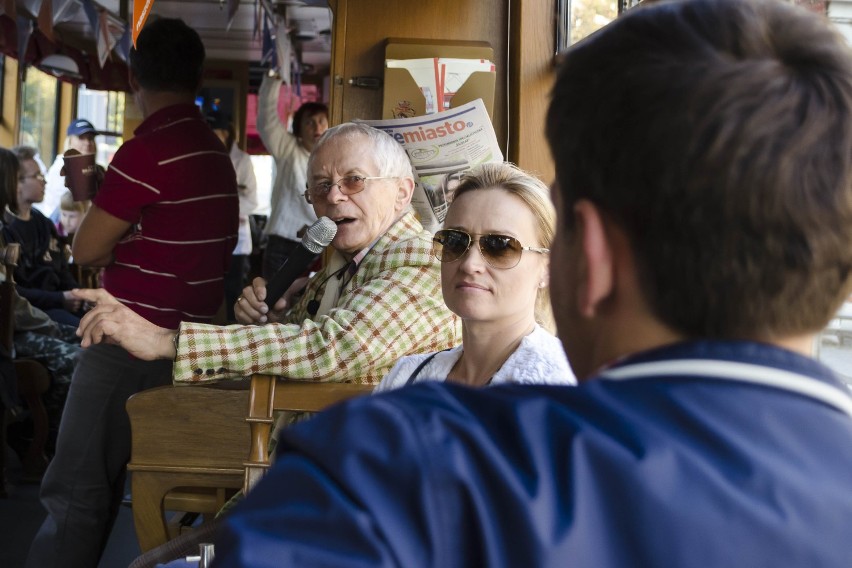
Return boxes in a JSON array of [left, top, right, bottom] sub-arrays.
[[2, 207, 78, 311]]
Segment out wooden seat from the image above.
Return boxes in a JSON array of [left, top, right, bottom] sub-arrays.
[[69, 262, 101, 289], [126, 375, 372, 552], [243, 374, 373, 492], [126, 385, 250, 552]]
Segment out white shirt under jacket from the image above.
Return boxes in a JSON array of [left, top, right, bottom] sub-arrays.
[[374, 325, 576, 392]]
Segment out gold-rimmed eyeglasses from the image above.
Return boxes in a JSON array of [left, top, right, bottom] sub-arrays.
[[303, 175, 396, 204]]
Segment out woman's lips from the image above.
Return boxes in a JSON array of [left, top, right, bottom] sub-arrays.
[[456, 281, 489, 291]]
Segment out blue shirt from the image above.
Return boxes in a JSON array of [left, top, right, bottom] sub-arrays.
[[215, 340, 852, 567]]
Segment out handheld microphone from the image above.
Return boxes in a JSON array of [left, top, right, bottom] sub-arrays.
[[265, 217, 337, 309]]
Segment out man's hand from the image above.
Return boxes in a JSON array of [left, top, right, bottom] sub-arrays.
[[72, 288, 176, 361], [234, 276, 308, 325]]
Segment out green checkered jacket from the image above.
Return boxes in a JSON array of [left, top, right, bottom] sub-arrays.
[[173, 211, 461, 385]]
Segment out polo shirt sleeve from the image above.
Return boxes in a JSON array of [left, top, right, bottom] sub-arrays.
[[93, 140, 159, 223]]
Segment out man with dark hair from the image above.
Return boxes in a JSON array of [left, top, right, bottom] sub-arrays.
[[204, 0, 852, 565], [127, 17, 205, 93], [26, 17, 238, 568]]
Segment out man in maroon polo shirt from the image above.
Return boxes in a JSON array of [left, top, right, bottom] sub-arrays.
[[26, 18, 239, 568]]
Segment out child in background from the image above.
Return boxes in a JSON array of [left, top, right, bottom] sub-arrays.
[[56, 191, 98, 288], [56, 191, 88, 243]]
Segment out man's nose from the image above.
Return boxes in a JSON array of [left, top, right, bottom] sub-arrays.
[[324, 182, 347, 203]]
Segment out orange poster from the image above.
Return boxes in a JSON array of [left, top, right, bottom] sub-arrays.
[[132, 0, 155, 47]]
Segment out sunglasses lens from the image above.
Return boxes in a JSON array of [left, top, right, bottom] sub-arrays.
[[480, 234, 522, 268], [433, 230, 470, 262]]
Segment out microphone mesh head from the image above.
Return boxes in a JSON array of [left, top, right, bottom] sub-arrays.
[[301, 217, 338, 254]]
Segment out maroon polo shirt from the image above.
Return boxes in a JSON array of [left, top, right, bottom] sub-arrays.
[[94, 104, 239, 328]]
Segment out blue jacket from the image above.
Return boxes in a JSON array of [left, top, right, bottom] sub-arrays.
[[215, 341, 852, 567]]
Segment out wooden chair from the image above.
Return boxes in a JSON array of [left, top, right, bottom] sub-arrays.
[[0, 244, 51, 495], [126, 375, 371, 552], [126, 384, 249, 552], [70, 262, 101, 289], [243, 374, 373, 492]]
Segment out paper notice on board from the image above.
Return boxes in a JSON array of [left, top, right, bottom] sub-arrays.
[[359, 98, 503, 233], [386, 58, 441, 115], [438, 58, 495, 111]]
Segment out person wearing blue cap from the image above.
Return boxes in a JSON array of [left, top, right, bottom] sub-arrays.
[[37, 119, 99, 221]]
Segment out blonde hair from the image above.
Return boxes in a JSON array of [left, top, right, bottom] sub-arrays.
[[450, 162, 556, 332]]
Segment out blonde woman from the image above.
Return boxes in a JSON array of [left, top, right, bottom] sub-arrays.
[[376, 163, 574, 390]]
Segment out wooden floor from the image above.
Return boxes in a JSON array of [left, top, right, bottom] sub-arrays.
[[0, 446, 140, 568]]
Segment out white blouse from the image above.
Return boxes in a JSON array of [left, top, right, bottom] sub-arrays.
[[375, 325, 576, 392]]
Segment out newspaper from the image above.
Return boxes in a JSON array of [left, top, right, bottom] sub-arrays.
[[359, 98, 503, 233]]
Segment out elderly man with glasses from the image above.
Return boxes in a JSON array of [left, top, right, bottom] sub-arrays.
[[75, 122, 460, 387]]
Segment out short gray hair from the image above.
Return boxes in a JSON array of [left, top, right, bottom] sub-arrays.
[[308, 122, 414, 180]]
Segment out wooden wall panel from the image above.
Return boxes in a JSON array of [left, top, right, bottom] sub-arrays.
[[509, 0, 555, 181], [0, 57, 18, 148], [329, 0, 510, 152], [328, 0, 555, 179]]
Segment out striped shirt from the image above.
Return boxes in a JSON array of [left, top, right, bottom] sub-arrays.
[[94, 104, 239, 328]]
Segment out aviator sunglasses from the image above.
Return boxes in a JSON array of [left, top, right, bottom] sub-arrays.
[[432, 229, 549, 269]]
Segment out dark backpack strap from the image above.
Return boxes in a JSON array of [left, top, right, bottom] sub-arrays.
[[404, 350, 449, 386]]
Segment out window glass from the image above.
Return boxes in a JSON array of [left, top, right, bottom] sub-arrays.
[[571, 0, 618, 45], [817, 302, 852, 390], [20, 66, 59, 166], [558, 0, 644, 51], [76, 86, 125, 167]]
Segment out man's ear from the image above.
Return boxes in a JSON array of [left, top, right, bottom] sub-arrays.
[[394, 177, 415, 211], [573, 199, 614, 318]]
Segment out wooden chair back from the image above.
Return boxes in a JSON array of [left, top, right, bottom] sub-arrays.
[[125, 376, 371, 553], [0, 244, 21, 352], [0, 243, 51, 492], [126, 385, 250, 552], [243, 374, 373, 492]]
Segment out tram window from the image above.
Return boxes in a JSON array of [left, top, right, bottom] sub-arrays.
[[76, 86, 125, 167], [557, 1, 649, 52], [817, 299, 852, 390], [568, 0, 618, 45], [19, 66, 59, 164]]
